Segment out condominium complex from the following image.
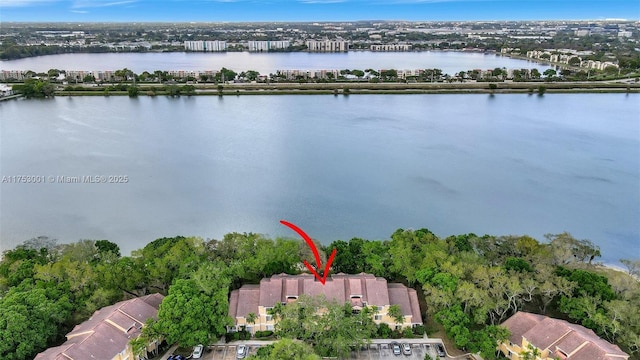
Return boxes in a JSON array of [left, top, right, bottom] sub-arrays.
[[35, 294, 164, 360], [370, 44, 412, 51], [306, 40, 349, 52], [500, 312, 629, 360], [247, 40, 290, 52], [184, 40, 227, 52], [228, 273, 422, 334]]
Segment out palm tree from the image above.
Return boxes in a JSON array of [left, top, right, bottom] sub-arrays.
[[246, 312, 257, 333], [388, 304, 404, 327], [130, 336, 148, 360]]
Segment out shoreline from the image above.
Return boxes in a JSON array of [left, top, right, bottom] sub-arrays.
[[52, 81, 640, 96]]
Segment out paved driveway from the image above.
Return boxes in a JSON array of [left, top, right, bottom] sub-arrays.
[[196, 339, 459, 360], [351, 342, 443, 360]]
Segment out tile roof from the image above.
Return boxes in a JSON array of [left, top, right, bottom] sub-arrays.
[[230, 273, 422, 323], [501, 312, 629, 360], [35, 293, 164, 360]]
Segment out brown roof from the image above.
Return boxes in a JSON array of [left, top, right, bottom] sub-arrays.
[[501, 312, 628, 360], [230, 273, 422, 324], [35, 294, 164, 360]]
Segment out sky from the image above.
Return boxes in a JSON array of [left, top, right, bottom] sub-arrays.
[[0, 0, 639, 22]]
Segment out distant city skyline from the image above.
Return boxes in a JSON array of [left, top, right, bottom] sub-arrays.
[[1, 0, 639, 22]]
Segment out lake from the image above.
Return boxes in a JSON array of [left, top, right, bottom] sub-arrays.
[[0, 51, 550, 75], [0, 93, 638, 264]]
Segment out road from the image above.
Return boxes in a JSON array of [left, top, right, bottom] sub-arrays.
[[191, 339, 470, 360]]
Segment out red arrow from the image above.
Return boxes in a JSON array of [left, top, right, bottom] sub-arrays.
[[280, 220, 337, 285]]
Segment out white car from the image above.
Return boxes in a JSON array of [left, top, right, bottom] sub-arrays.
[[192, 344, 204, 359], [237, 345, 247, 359]]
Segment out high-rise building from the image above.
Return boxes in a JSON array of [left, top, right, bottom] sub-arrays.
[[247, 40, 291, 52], [306, 40, 349, 52], [184, 40, 227, 52]]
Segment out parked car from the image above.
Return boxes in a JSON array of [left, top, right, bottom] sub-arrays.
[[192, 344, 204, 359], [237, 345, 247, 359], [436, 343, 446, 357], [401, 342, 412, 355], [391, 342, 401, 356]]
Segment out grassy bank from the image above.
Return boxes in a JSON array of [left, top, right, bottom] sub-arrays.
[[55, 81, 640, 97]]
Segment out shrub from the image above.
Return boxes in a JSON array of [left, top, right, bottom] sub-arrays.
[[254, 330, 274, 338], [377, 323, 393, 338], [412, 324, 426, 336]]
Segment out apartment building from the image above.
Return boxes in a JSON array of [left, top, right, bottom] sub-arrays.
[[370, 44, 412, 51], [306, 40, 349, 52], [35, 294, 164, 360], [0, 70, 26, 81], [247, 40, 291, 52], [184, 40, 227, 52], [499, 312, 629, 360], [228, 273, 422, 334]]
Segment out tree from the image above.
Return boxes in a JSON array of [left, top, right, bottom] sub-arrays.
[[12, 79, 55, 98], [129, 336, 148, 360], [0, 284, 73, 360], [247, 312, 257, 330], [568, 57, 581, 66], [530, 68, 541, 79], [152, 263, 232, 347], [388, 304, 404, 326], [543, 69, 557, 78], [504, 257, 533, 273], [249, 338, 320, 360], [128, 86, 139, 97], [546, 233, 601, 265], [95, 240, 121, 258], [620, 259, 640, 277], [274, 295, 376, 358], [520, 344, 541, 360]]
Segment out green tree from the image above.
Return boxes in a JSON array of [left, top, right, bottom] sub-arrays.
[[128, 86, 139, 97], [0, 284, 73, 360], [388, 304, 404, 326], [152, 264, 232, 347], [13, 79, 55, 98], [274, 295, 376, 358], [129, 336, 148, 360], [249, 338, 320, 360], [530, 68, 541, 79]]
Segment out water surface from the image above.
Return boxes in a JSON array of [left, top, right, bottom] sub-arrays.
[[0, 51, 550, 74], [0, 94, 638, 264]]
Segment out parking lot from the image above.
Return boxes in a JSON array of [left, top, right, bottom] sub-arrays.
[[195, 340, 452, 360], [199, 344, 261, 360]]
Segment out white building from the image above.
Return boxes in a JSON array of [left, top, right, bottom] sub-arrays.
[[247, 40, 290, 52], [370, 44, 412, 51], [184, 40, 227, 52], [306, 40, 349, 52]]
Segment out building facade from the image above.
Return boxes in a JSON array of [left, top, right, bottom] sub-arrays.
[[306, 40, 349, 52], [228, 273, 422, 334], [35, 294, 164, 360], [184, 40, 227, 52], [370, 44, 412, 51], [500, 312, 629, 360], [247, 40, 290, 52]]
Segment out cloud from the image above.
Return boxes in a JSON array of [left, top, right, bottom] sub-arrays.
[[71, 0, 137, 8], [0, 0, 59, 7]]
